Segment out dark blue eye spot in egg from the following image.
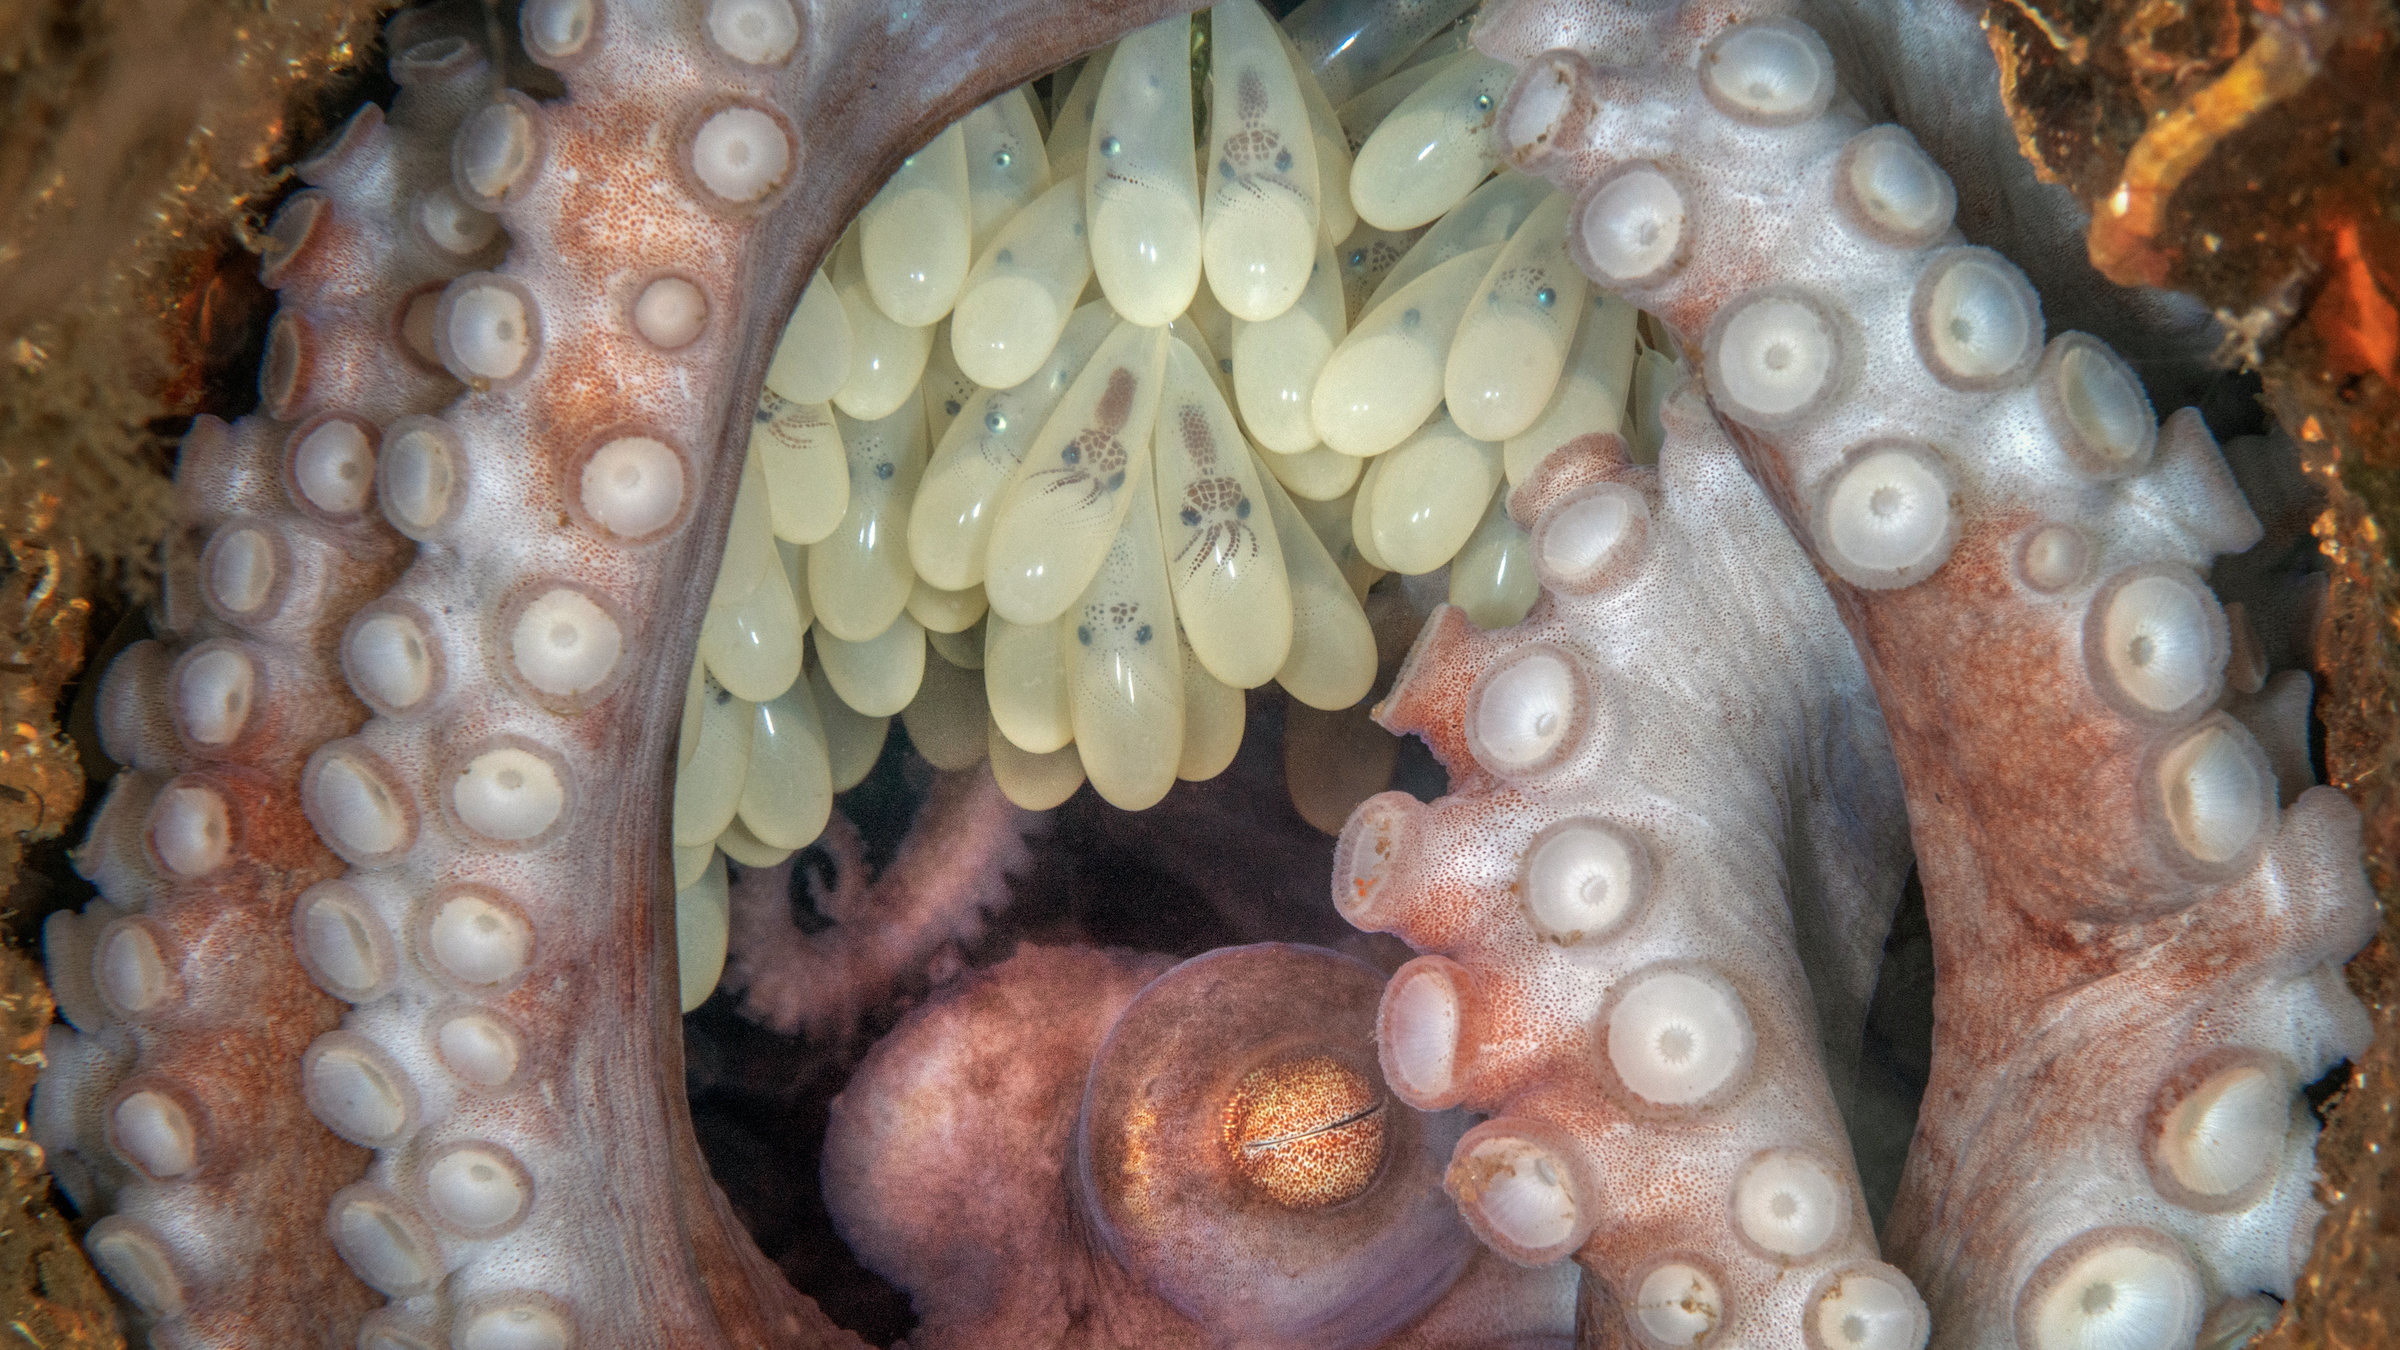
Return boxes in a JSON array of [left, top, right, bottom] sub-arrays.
[[1134, 624, 1152, 644], [1401, 308, 1421, 328], [996, 249, 1014, 266], [1348, 250, 1365, 267], [1077, 625, 1093, 645], [945, 399, 961, 416], [1062, 446, 1080, 464], [1181, 506, 1200, 526], [1274, 148, 1292, 172], [1219, 159, 1235, 181], [754, 406, 772, 423], [1219, 358, 1232, 373], [1105, 470, 1125, 490], [1235, 498, 1250, 518], [876, 462, 895, 480]]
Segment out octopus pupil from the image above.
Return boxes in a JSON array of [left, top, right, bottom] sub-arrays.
[[1077, 625, 1093, 646], [944, 399, 961, 415], [875, 463, 894, 480], [1134, 623, 1151, 643], [1181, 506, 1201, 526], [1274, 148, 1291, 172], [1106, 470, 1124, 490], [1235, 499, 1249, 518], [1062, 446, 1080, 464]]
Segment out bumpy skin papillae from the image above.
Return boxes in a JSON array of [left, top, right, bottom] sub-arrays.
[[822, 943, 1579, 1349], [1334, 398, 1921, 1347], [36, 0, 1218, 1346], [1480, 0, 2381, 1341]]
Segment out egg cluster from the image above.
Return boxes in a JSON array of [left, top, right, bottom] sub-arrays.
[[666, 2, 1687, 961]]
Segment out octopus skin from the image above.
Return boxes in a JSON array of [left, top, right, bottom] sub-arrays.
[[1474, 0, 2380, 1343], [1333, 397, 1922, 1346], [820, 941, 1582, 1349], [720, 762, 1037, 1043], [31, 1, 1215, 1346], [17, 0, 2382, 1346]]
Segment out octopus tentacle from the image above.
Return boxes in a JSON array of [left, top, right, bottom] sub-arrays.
[[1333, 398, 1922, 1345], [722, 762, 1039, 1041], [34, 39, 493, 1345], [1481, 0, 2378, 1340], [36, 0, 1215, 1345]]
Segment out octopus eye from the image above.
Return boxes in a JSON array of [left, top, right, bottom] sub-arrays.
[[1182, 506, 1201, 526], [1062, 446, 1081, 464], [1275, 148, 1292, 172], [1106, 470, 1125, 490], [1135, 624, 1152, 643], [1077, 625, 1093, 646], [1235, 498, 1250, 518]]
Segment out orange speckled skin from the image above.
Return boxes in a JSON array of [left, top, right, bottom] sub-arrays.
[[1341, 402, 1919, 1344], [822, 942, 1581, 1349], [39, 3, 1219, 1347], [28, 0, 2379, 1343], [1478, 0, 2382, 1339], [1733, 410, 2379, 1341]]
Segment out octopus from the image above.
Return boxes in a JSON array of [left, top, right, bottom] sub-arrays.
[[9, 0, 2393, 1347]]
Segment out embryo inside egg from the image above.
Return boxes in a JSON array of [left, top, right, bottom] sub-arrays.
[[668, 3, 1690, 1018]]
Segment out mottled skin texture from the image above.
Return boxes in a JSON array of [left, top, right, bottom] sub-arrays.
[[38, 2, 1216, 1347], [27, 0, 2380, 1345], [723, 763, 1035, 1041], [36, 43, 479, 1348], [1480, 0, 2378, 1339], [821, 943, 1580, 1349], [1337, 405, 1919, 1344]]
